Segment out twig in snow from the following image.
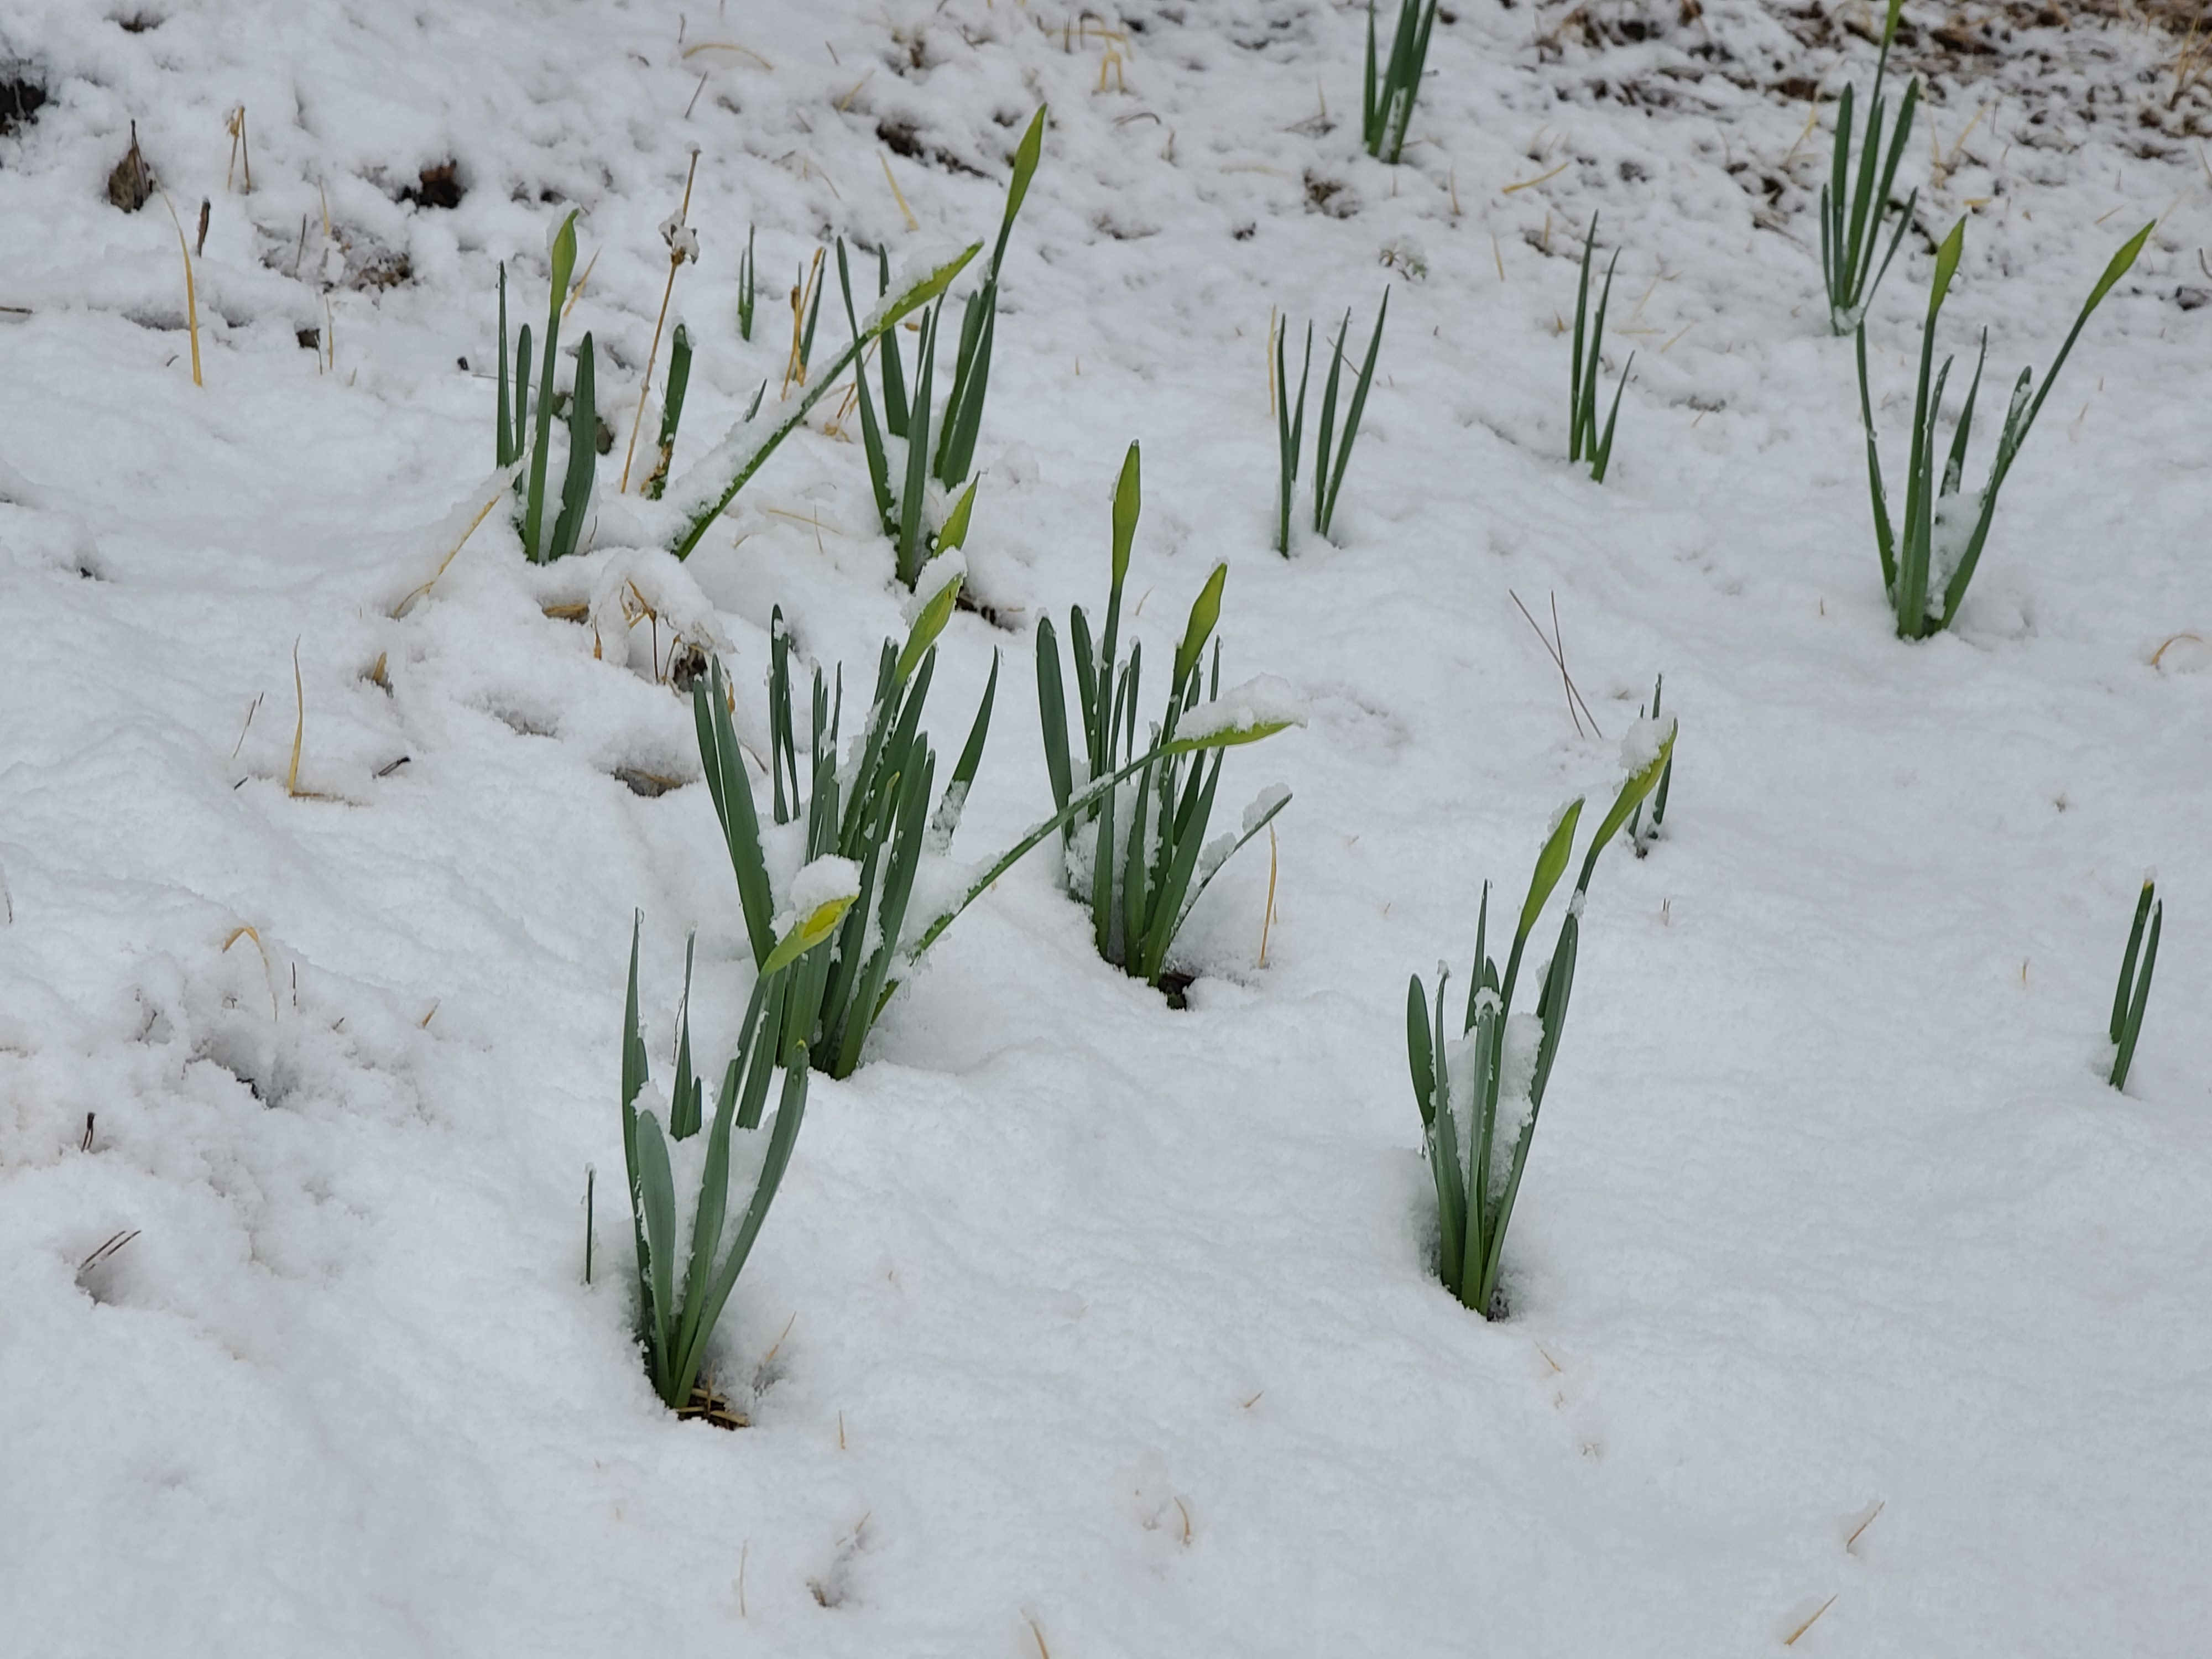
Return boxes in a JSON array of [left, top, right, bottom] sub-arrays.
[[1510, 589, 1603, 739], [156, 192, 203, 387], [754, 1312, 798, 1387], [1503, 159, 1569, 194], [562, 247, 601, 319], [79, 1229, 139, 1274], [391, 480, 512, 618], [225, 106, 252, 192], [229, 690, 264, 759], [288, 639, 306, 796], [620, 151, 701, 494], [223, 924, 281, 1018], [1784, 1595, 1838, 1646], [2150, 631, 2202, 668], [878, 152, 919, 230], [1258, 826, 1280, 967], [1845, 1499, 1885, 1552], [681, 39, 773, 69]]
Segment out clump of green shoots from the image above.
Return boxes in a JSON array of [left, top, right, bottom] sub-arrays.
[[1820, 0, 1921, 336], [693, 580, 997, 1079], [659, 241, 982, 561], [835, 247, 978, 589], [494, 209, 599, 562], [1035, 443, 1294, 990], [1626, 674, 1673, 855], [1855, 216, 2151, 639], [2107, 874, 2162, 1091], [1364, 0, 1438, 165], [1274, 291, 1388, 553], [1568, 215, 1630, 483], [620, 904, 844, 1413], [692, 571, 1297, 1076], [837, 107, 1046, 588], [1406, 721, 1676, 1316]]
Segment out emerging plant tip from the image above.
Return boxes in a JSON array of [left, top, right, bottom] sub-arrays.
[[1274, 293, 1387, 551], [2107, 874, 2162, 1091]]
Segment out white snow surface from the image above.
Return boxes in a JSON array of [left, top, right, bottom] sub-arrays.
[[2, 0, 2210, 1654]]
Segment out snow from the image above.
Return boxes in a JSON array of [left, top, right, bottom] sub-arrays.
[[1618, 711, 1675, 775], [785, 855, 864, 930], [3, 0, 2210, 1655], [1175, 673, 1307, 742], [858, 242, 977, 336], [908, 543, 967, 614], [1241, 781, 1291, 837], [1928, 483, 1987, 600], [1498, 1008, 1543, 1131]]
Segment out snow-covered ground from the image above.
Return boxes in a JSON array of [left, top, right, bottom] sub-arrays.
[[3, 1, 2208, 1652]]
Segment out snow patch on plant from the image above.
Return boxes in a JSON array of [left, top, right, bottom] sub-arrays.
[[1179, 675, 1305, 742]]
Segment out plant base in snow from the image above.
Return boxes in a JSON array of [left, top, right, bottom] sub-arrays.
[[1568, 215, 1631, 483], [620, 912, 838, 1413], [675, 1381, 748, 1430], [1406, 721, 1676, 1316], [1274, 294, 1387, 552], [1626, 674, 1674, 855], [1363, 0, 1438, 164], [1855, 216, 2150, 639], [1036, 442, 1293, 987]]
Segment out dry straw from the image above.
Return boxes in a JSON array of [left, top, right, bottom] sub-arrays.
[[620, 151, 701, 494], [157, 191, 202, 387]]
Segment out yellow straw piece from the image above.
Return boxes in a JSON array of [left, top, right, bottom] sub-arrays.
[[879, 152, 920, 231], [564, 247, 602, 318], [1784, 1595, 1838, 1647], [681, 40, 773, 69], [158, 192, 204, 387], [2150, 631, 2201, 667], [1502, 159, 1569, 194], [1258, 826, 1279, 967], [622, 152, 702, 494], [392, 487, 507, 618]]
